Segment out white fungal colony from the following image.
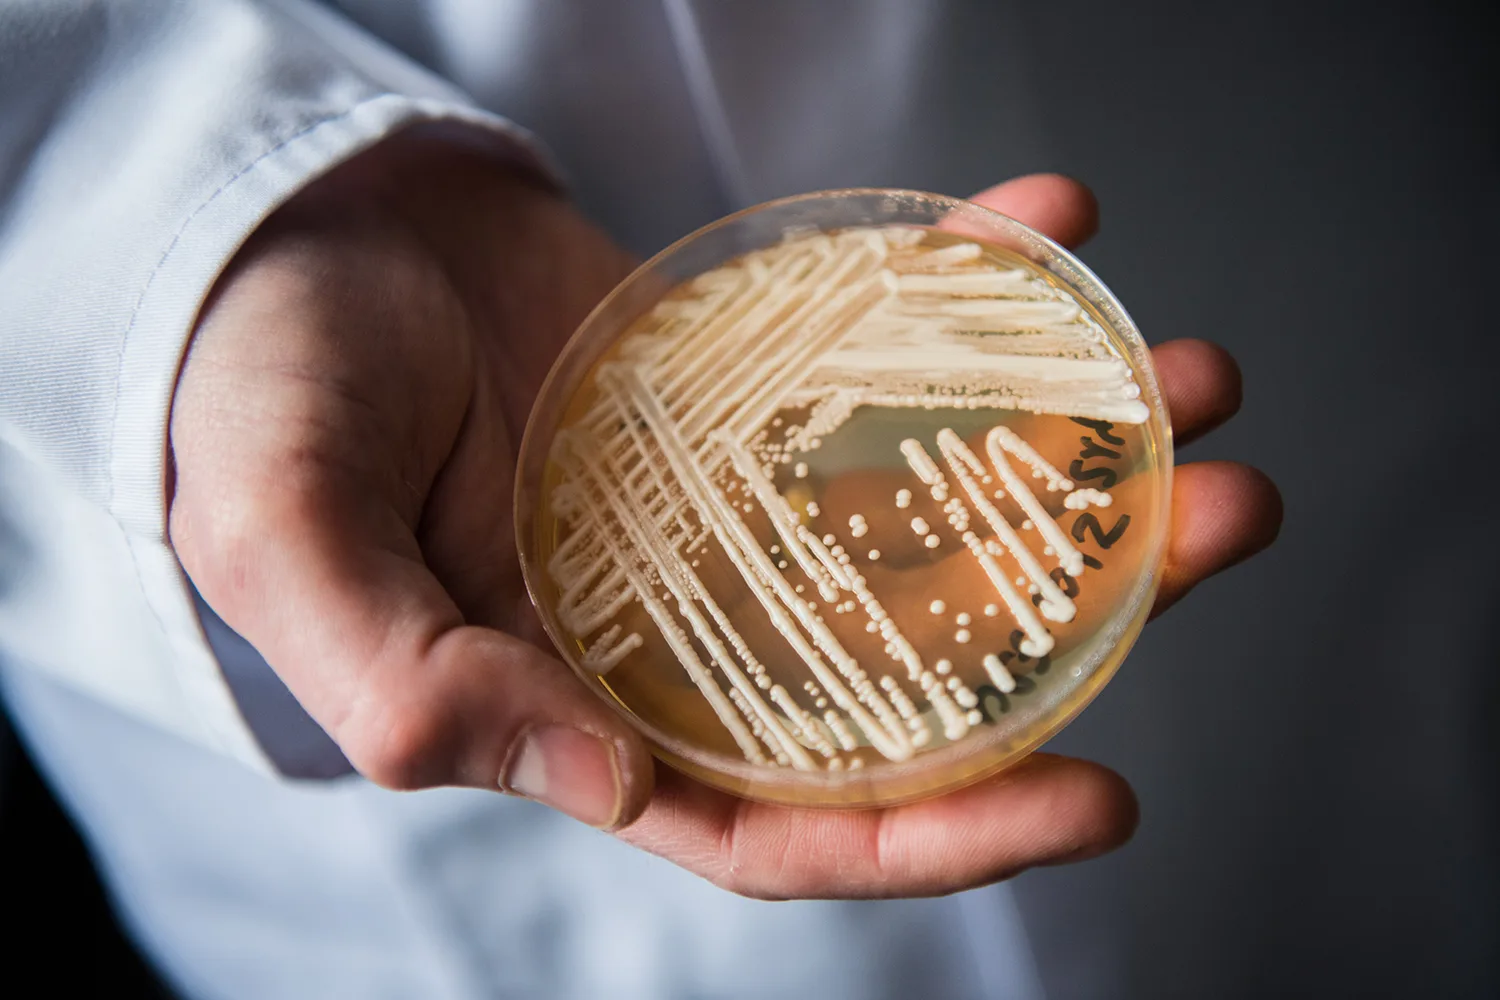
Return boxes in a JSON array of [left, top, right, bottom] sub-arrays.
[[543, 226, 1147, 771]]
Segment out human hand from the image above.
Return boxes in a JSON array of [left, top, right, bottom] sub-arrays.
[[170, 134, 1281, 898]]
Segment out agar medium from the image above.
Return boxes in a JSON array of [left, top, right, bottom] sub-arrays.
[[515, 190, 1171, 807]]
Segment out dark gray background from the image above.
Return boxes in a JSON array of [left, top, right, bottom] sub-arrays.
[[984, 7, 1499, 998]]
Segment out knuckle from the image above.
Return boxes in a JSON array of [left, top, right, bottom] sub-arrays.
[[341, 697, 455, 790]]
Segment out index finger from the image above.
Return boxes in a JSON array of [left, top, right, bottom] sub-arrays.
[[968, 174, 1101, 249], [620, 753, 1136, 899]]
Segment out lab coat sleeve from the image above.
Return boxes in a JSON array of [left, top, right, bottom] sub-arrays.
[[0, 0, 555, 772]]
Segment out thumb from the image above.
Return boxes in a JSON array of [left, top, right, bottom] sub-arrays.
[[169, 384, 654, 830]]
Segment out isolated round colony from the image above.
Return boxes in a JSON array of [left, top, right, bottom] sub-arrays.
[[516, 190, 1172, 807]]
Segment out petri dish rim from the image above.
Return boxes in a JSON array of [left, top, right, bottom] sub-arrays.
[[514, 188, 1173, 808]]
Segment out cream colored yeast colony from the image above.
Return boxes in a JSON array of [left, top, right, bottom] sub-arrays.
[[544, 225, 1147, 772]]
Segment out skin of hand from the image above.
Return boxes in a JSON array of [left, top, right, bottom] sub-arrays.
[[169, 132, 1282, 899]]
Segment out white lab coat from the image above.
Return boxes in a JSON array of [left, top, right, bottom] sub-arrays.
[[0, 2, 1044, 997]]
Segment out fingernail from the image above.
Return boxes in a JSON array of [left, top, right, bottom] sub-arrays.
[[502, 725, 622, 829]]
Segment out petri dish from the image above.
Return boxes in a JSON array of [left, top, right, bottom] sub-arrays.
[[515, 189, 1172, 808]]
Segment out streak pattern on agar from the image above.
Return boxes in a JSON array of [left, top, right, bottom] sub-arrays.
[[540, 226, 1152, 774]]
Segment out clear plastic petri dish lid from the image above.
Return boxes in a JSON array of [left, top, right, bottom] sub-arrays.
[[515, 189, 1172, 808]]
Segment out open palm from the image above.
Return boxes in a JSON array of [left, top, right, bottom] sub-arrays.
[[170, 134, 1280, 899]]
